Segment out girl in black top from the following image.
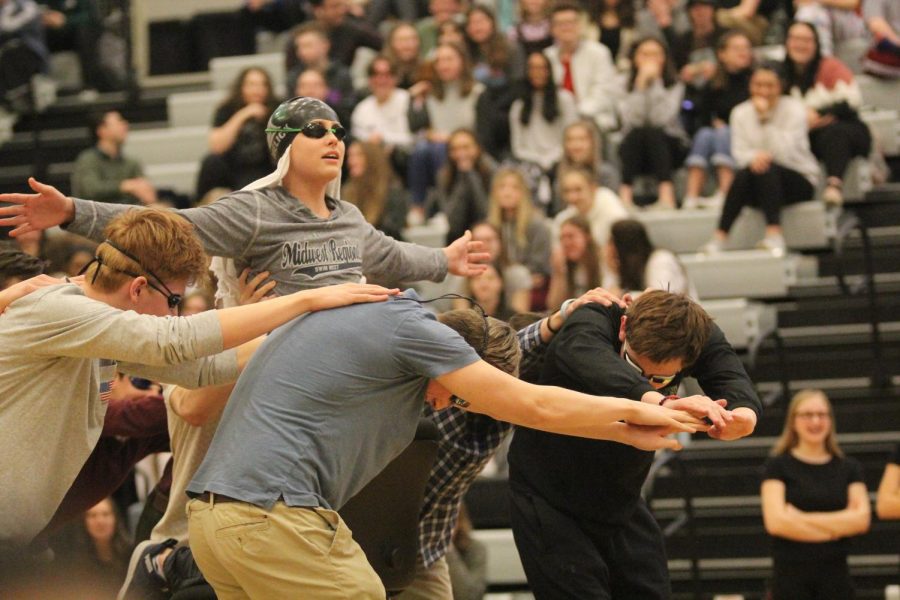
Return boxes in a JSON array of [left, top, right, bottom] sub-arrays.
[[196, 67, 280, 201], [590, 0, 636, 69], [761, 389, 871, 600]]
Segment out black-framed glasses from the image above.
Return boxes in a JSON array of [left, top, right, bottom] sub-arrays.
[[80, 239, 183, 315], [622, 347, 678, 388], [265, 122, 347, 141]]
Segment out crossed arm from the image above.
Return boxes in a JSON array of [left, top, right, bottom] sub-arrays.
[[876, 462, 900, 520], [761, 479, 871, 542]]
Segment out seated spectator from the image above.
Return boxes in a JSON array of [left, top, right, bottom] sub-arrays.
[[862, 0, 900, 78], [343, 141, 410, 241], [436, 18, 466, 49], [507, 0, 553, 56], [784, 20, 871, 208], [72, 110, 157, 206], [617, 36, 688, 210], [416, 0, 464, 56], [364, 0, 426, 30], [0, 0, 48, 111], [509, 51, 578, 172], [794, 0, 867, 57], [465, 5, 523, 88], [591, 0, 638, 71], [715, 0, 783, 46], [38, 0, 116, 91], [605, 218, 698, 298], [408, 41, 485, 210], [429, 128, 496, 244], [683, 31, 753, 209], [350, 55, 414, 168], [286, 23, 355, 109], [550, 120, 619, 214], [459, 262, 519, 321], [486, 167, 552, 304], [65, 498, 132, 596], [702, 63, 820, 253], [197, 67, 279, 200], [305, 0, 382, 68], [664, 0, 720, 83], [761, 389, 871, 600], [544, 1, 620, 132], [294, 67, 353, 126], [453, 221, 533, 314], [552, 166, 627, 249], [547, 215, 602, 310], [876, 444, 900, 521], [384, 21, 427, 89]]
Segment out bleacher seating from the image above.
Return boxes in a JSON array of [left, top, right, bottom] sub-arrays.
[[123, 126, 210, 166], [167, 89, 226, 128], [209, 53, 285, 96]]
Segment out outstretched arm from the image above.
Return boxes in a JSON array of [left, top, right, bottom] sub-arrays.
[[436, 360, 702, 451]]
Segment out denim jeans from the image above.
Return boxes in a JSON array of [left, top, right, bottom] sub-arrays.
[[686, 126, 734, 169]]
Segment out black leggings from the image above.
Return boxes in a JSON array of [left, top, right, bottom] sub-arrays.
[[718, 164, 814, 232], [771, 558, 854, 600], [809, 119, 872, 180], [618, 126, 687, 185]]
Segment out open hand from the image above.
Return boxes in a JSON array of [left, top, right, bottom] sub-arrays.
[[444, 230, 491, 277], [304, 283, 400, 312], [237, 268, 277, 305], [0, 178, 75, 237]]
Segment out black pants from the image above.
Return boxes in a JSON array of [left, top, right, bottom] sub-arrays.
[[509, 483, 670, 599], [771, 558, 854, 600], [809, 119, 872, 180], [618, 126, 687, 185], [195, 153, 272, 200], [719, 164, 814, 232]]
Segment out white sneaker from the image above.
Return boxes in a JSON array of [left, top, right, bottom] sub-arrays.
[[756, 234, 786, 254], [698, 192, 725, 210], [699, 238, 724, 254], [682, 195, 701, 210]]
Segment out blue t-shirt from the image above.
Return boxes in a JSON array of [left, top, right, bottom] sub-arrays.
[[187, 292, 480, 511]]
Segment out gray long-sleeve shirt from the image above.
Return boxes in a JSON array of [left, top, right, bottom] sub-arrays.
[[0, 284, 238, 546], [66, 187, 448, 292]]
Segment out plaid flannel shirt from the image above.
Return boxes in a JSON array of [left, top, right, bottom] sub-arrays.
[[418, 319, 548, 567]]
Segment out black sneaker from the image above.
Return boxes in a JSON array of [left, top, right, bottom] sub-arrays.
[[118, 538, 178, 600]]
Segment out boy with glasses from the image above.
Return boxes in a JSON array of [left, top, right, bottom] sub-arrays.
[[0, 207, 396, 553], [508, 289, 761, 599]]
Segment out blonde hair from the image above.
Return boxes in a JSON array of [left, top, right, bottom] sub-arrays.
[[771, 389, 843, 457], [487, 168, 534, 251], [85, 208, 208, 293]]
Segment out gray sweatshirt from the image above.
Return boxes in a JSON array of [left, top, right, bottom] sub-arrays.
[[0, 284, 238, 546], [67, 187, 448, 292]]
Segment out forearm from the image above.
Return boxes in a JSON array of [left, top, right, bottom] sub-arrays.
[[215, 292, 317, 348], [877, 491, 900, 519], [799, 509, 870, 536], [869, 17, 900, 42], [208, 118, 244, 154], [66, 197, 131, 241], [819, 0, 857, 9], [767, 516, 835, 542]]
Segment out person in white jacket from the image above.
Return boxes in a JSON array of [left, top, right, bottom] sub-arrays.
[[543, 1, 621, 132], [702, 63, 821, 253]]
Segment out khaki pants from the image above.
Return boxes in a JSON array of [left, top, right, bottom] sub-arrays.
[[395, 557, 452, 600], [187, 498, 385, 600]]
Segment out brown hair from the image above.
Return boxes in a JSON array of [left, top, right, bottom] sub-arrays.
[[343, 141, 394, 227], [771, 389, 844, 457], [432, 41, 476, 100], [438, 309, 521, 377], [465, 5, 511, 73], [560, 215, 601, 298], [86, 208, 208, 293], [219, 66, 279, 116], [624, 290, 712, 364]]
